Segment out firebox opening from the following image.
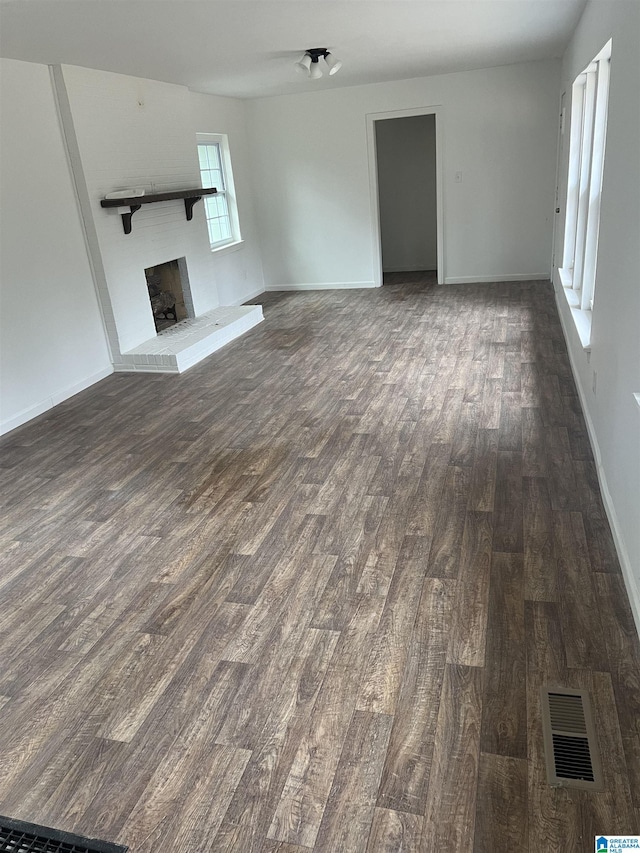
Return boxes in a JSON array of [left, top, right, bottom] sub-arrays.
[[145, 258, 193, 333]]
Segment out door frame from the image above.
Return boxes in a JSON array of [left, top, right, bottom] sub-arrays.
[[366, 105, 445, 286], [551, 91, 567, 279]]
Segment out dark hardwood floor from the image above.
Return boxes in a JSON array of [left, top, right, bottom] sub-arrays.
[[1, 278, 639, 851]]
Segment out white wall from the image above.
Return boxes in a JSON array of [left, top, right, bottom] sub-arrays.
[[190, 91, 265, 305], [554, 0, 640, 633], [0, 59, 112, 435], [376, 114, 437, 272], [247, 60, 560, 289]]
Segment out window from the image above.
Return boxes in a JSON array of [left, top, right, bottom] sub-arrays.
[[197, 133, 241, 249], [559, 40, 611, 347]]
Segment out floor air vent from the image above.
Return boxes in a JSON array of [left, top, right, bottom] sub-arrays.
[[540, 686, 604, 791], [0, 815, 127, 853]]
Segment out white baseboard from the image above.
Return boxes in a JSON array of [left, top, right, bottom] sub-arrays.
[[1, 366, 113, 436], [265, 281, 378, 292], [554, 284, 640, 640], [444, 273, 549, 284]]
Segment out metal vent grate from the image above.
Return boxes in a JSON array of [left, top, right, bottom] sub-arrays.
[[548, 692, 588, 733], [0, 816, 127, 853], [540, 687, 604, 791]]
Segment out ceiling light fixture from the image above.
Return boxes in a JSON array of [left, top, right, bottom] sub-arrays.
[[295, 48, 342, 79]]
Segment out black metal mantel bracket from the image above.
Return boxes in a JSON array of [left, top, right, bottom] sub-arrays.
[[100, 188, 217, 234], [120, 204, 142, 235]]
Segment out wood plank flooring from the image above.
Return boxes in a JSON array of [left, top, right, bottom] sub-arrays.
[[1, 276, 639, 851]]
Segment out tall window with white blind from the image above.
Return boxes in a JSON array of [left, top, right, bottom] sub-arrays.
[[197, 133, 241, 249], [560, 40, 612, 346]]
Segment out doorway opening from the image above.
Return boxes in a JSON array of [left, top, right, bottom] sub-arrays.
[[368, 108, 444, 287]]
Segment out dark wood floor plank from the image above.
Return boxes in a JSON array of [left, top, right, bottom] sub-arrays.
[[463, 361, 487, 406], [312, 710, 393, 853], [219, 628, 339, 852], [365, 807, 423, 852], [221, 548, 336, 665], [450, 402, 480, 467], [432, 388, 465, 443], [520, 362, 542, 408], [38, 737, 127, 832], [426, 464, 472, 578], [522, 407, 548, 478], [217, 622, 339, 750], [502, 353, 522, 393], [538, 373, 565, 427], [467, 428, 498, 512], [447, 511, 493, 667], [574, 459, 621, 574], [421, 664, 483, 852], [563, 394, 593, 460], [487, 342, 505, 380], [377, 578, 453, 815], [546, 426, 580, 512], [493, 450, 524, 553], [498, 390, 522, 451], [473, 753, 528, 853], [310, 494, 389, 631], [404, 442, 451, 537], [19, 656, 248, 841], [267, 587, 387, 848], [523, 476, 557, 601], [260, 842, 310, 853], [356, 537, 433, 715], [554, 511, 609, 671], [119, 743, 251, 853], [479, 377, 503, 430], [480, 552, 527, 759]]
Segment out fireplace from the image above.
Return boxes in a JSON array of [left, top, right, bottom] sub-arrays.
[[144, 257, 194, 333]]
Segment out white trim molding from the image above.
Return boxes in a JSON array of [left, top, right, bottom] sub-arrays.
[[366, 105, 445, 288], [444, 273, 549, 284], [265, 281, 378, 292]]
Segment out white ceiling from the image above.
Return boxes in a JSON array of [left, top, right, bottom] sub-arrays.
[[0, 0, 586, 99]]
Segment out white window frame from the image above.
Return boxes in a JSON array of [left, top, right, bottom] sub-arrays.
[[196, 132, 242, 251], [559, 40, 611, 348]]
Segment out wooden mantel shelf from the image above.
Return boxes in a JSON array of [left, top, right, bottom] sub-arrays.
[[100, 187, 217, 234]]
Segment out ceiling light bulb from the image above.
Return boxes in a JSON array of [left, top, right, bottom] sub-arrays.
[[309, 61, 323, 80], [295, 54, 312, 74], [324, 53, 342, 75]]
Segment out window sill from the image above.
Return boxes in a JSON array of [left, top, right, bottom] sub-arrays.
[[570, 306, 592, 350], [210, 239, 244, 257], [559, 268, 592, 350]]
